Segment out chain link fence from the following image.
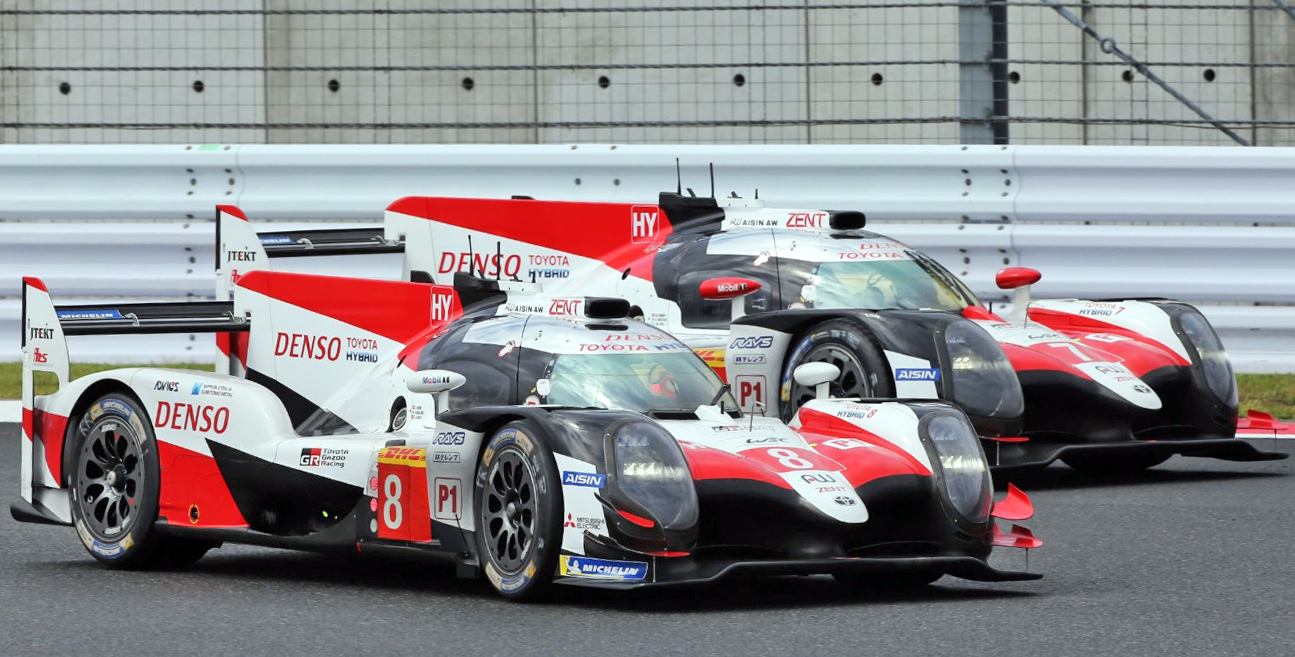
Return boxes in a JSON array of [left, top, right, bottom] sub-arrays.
[[2, 1, 1293, 145]]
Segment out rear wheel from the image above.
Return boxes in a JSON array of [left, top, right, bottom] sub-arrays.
[[1060, 451, 1170, 474], [67, 392, 215, 569], [780, 319, 892, 422], [474, 420, 562, 601]]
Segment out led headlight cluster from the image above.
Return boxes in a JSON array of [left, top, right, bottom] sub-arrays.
[[1176, 310, 1237, 406], [608, 421, 698, 529], [920, 411, 993, 524], [943, 320, 1024, 420]]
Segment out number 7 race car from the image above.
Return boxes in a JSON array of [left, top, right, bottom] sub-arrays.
[[379, 192, 1286, 472], [11, 206, 1040, 600]]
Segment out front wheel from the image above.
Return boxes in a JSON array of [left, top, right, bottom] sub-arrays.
[[780, 319, 893, 423], [474, 420, 563, 601]]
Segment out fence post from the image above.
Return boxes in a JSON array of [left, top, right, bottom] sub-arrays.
[[959, 0, 1010, 144]]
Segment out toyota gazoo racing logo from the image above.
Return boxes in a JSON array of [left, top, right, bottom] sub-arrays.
[[299, 447, 347, 467], [729, 335, 774, 350]]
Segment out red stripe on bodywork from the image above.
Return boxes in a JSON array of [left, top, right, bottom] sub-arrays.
[[22, 407, 33, 441], [156, 441, 249, 528], [679, 442, 793, 489], [236, 270, 460, 345], [795, 407, 932, 480], [22, 276, 48, 292], [387, 196, 672, 281], [35, 409, 69, 483], [1028, 307, 1189, 370]]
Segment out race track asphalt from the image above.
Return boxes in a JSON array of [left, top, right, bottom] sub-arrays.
[[1, 424, 1291, 657]]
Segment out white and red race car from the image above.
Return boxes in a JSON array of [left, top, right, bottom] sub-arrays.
[[376, 192, 1285, 472], [12, 206, 1040, 599]]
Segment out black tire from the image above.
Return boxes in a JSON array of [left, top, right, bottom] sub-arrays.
[[1060, 451, 1171, 474], [779, 319, 893, 423], [66, 392, 217, 569], [67, 393, 167, 568], [473, 419, 563, 601], [834, 568, 943, 592]]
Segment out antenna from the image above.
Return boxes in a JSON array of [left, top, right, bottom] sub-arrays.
[[709, 162, 715, 198], [755, 188, 759, 199], [495, 241, 502, 281], [466, 234, 476, 277], [676, 158, 682, 195]]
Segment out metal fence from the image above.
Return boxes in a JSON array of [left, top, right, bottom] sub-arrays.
[[3, 1, 1295, 146], [2, 143, 1294, 370]]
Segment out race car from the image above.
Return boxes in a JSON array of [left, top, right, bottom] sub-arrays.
[[11, 205, 1040, 599], [379, 193, 1286, 472]]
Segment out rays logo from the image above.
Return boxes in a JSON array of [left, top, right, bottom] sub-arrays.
[[729, 336, 773, 349]]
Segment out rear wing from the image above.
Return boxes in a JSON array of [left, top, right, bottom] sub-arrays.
[[214, 205, 406, 374], [214, 204, 406, 299], [19, 277, 249, 514]]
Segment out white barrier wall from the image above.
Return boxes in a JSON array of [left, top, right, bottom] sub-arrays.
[[2, 144, 1293, 371]]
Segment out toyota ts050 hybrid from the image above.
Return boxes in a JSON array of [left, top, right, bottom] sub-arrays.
[[376, 193, 1285, 473], [11, 205, 1041, 600]]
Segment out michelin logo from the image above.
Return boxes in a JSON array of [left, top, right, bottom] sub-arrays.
[[895, 368, 941, 381], [559, 555, 648, 581]]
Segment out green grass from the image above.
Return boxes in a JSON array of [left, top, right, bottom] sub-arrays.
[[0, 362, 214, 399], [1235, 374, 1295, 420], [0, 363, 1291, 420]]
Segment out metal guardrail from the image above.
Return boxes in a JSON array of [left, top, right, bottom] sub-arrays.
[[2, 144, 1293, 370]]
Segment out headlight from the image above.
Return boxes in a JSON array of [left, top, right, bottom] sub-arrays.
[[608, 421, 698, 529], [921, 411, 992, 524], [943, 320, 1024, 420], [1177, 310, 1237, 406]]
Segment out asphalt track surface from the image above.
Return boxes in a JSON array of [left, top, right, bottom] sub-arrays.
[[1, 425, 1291, 657]]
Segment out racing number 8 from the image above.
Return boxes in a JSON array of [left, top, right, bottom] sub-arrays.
[[767, 448, 813, 470], [383, 473, 403, 529]]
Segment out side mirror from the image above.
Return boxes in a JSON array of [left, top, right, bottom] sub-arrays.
[[700, 277, 762, 321], [406, 369, 466, 422], [995, 267, 1042, 323], [995, 267, 1041, 290], [793, 362, 840, 401]]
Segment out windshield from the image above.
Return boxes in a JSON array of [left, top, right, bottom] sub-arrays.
[[802, 255, 972, 312], [545, 352, 738, 414]]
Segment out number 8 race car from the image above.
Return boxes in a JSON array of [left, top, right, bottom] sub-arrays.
[[380, 192, 1286, 472], [11, 206, 1040, 600]]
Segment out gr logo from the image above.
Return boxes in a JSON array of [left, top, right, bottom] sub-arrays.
[[630, 205, 658, 243]]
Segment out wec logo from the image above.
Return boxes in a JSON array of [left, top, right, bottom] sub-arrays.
[[729, 336, 773, 350], [630, 206, 658, 243]]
